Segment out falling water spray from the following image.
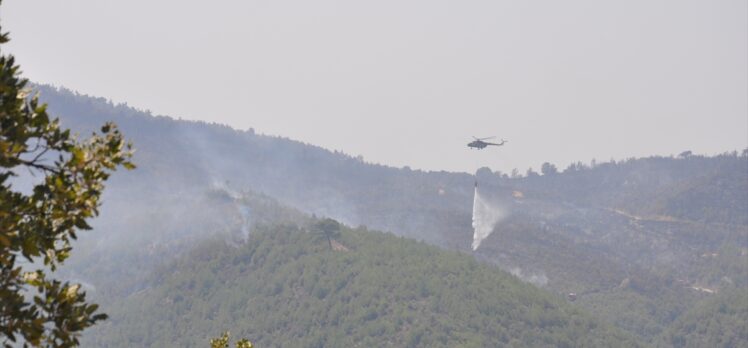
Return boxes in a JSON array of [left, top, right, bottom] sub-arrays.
[[471, 182, 504, 250]]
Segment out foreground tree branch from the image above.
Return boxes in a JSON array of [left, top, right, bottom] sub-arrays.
[[0, 3, 135, 345]]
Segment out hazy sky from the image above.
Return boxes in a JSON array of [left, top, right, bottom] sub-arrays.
[[3, 0, 746, 173]]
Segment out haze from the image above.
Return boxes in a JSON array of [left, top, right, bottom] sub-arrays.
[[3, 0, 746, 173]]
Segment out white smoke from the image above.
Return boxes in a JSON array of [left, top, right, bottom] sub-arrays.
[[237, 205, 252, 241], [509, 267, 549, 287], [471, 185, 505, 250], [211, 181, 252, 242], [211, 181, 241, 200]]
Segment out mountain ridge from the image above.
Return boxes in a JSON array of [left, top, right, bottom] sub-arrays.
[[33, 84, 748, 345]]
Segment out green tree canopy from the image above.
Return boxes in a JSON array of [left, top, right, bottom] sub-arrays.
[[210, 332, 253, 348], [314, 218, 341, 249], [0, 8, 134, 346], [541, 162, 558, 176]]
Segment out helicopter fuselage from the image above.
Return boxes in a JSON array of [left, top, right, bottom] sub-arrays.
[[468, 140, 504, 149]]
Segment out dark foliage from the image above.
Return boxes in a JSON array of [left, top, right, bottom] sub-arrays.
[[85, 223, 641, 348], [28, 85, 747, 346], [657, 288, 747, 348], [0, 17, 132, 347]]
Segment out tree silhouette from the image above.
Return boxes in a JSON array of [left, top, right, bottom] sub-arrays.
[[0, 8, 134, 346], [314, 218, 341, 250]]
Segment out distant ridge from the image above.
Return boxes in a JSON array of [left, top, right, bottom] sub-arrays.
[[34, 84, 747, 345]]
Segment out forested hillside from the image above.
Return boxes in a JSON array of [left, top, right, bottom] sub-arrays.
[[62, 185, 311, 300], [657, 288, 747, 348], [34, 84, 747, 346], [84, 223, 641, 348]]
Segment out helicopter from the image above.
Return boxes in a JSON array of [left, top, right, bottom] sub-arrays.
[[467, 136, 507, 150]]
